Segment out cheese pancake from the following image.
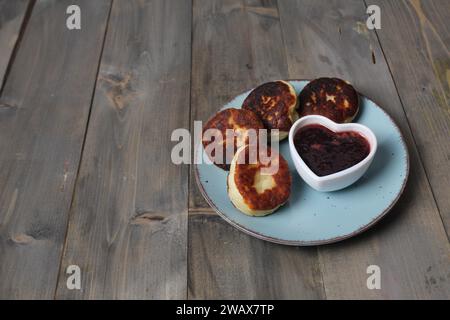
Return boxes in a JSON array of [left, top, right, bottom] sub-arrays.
[[298, 78, 359, 123], [202, 108, 264, 170], [242, 81, 298, 141], [227, 145, 291, 216]]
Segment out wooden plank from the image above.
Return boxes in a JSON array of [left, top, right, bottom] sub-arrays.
[[188, 0, 325, 299], [55, 0, 191, 299], [0, 0, 29, 87], [278, 0, 450, 299], [189, 213, 324, 299], [0, 0, 111, 299], [371, 0, 450, 235]]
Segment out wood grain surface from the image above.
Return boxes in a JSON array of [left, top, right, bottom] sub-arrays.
[[372, 0, 450, 236], [0, 0, 110, 299], [0, 0, 448, 299], [0, 0, 29, 88], [55, 0, 191, 299], [189, 212, 324, 299]]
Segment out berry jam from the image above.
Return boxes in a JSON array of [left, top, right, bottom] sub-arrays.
[[294, 125, 370, 177]]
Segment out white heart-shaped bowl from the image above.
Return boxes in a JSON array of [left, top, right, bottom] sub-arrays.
[[288, 115, 378, 192]]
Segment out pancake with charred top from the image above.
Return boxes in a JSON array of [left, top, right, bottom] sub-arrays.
[[227, 145, 291, 216], [242, 81, 298, 141], [202, 108, 264, 170], [298, 78, 359, 123]]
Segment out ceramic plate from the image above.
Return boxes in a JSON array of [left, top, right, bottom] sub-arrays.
[[194, 80, 409, 245]]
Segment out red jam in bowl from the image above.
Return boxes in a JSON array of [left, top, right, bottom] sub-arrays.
[[294, 124, 370, 177]]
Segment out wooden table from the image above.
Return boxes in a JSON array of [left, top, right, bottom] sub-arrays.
[[0, 0, 449, 300]]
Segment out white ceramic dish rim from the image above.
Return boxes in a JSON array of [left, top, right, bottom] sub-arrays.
[[288, 115, 378, 185]]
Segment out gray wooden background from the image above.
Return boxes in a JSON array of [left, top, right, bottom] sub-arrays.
[[0, 0, 448, 299]]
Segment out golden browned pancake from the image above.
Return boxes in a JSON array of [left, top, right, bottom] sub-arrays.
[[227, 145, 291, 216], [202, 108, 264, 170], [298, 78, 359, 123], [242, 81, 298, 141]]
